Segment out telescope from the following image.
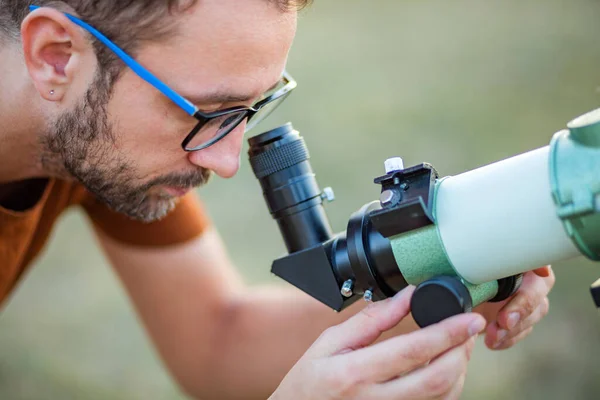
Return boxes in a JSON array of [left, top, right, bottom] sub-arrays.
[[248, 108, 600, 327]]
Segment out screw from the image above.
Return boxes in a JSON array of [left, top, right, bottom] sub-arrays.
[[321, 187, 335, 202], [380, 190, 395, 206], [400, 183, 409, 191], [364, 290, 373, 303], [341, 280, 354, 298]]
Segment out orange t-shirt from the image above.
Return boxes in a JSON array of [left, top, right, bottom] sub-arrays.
[[0, 178, 210, 306]]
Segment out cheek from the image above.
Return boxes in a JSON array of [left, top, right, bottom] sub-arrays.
[[106, 78, 188, 177]]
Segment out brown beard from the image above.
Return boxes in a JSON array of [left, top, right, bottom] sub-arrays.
[[40, 73, 211, 222]]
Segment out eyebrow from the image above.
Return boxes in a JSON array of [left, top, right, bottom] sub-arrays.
[[186, 92, 257, 106], [184, 80, 282, 108]]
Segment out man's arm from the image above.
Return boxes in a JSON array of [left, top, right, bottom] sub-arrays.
[[94, 225, 420, 399], [94, 224, 554, 400]]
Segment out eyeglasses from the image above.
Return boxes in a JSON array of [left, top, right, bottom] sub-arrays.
[[29, 5, 297, 152]]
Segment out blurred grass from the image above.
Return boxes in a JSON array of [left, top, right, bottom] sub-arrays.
[[2, 0, 600, 398]]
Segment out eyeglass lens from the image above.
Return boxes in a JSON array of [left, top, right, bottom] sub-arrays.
[[185, 111, 249, 150], [185, 78, 293, 151], [246, 91, 291, 132]]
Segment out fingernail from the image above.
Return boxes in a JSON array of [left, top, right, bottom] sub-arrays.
[[468, 334, 479, 346], [468, 317, 486, 336], [507, 312, 520, 329], [496, 329, 507, 342], [467, 335, 478, 359], [393, 286, 413, 302]]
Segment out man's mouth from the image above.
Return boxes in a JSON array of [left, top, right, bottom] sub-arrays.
[[161, 186, 192, 197]]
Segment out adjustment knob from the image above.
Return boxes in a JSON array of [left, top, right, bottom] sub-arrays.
[[411, 276, 473, 328]]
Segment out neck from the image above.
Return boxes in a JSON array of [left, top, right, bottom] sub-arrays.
[[0, 39, 51, 185]]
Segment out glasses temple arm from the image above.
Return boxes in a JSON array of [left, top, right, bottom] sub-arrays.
[[29, 5, 198, 116]]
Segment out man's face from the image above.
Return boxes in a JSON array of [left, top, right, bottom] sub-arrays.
[[43, 0, 297, 222]]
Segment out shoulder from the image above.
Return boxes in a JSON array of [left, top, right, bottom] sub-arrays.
[[71, 183, 212, 247]]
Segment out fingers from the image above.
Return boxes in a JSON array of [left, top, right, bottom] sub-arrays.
[[276, 288, 484, 400], [338, 312, 485, 383], [485, 298, 548, 349], [360, 335, 474, 399], [491, 326, 534, 351], [465, 333, 477, 361], [436, 339, 475, 400], [495, 269, 555, 332], [307, 286, 415, 358], [444, 372, 468, 400]]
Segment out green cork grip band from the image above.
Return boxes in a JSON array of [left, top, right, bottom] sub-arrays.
[[464, 280, 499, 307], [389, 225, 498, 307], [389, 225, 454, 283], [550, 108, 600, 260]]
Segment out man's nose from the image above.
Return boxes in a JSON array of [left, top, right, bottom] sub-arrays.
[[187, 122, 246, 179]]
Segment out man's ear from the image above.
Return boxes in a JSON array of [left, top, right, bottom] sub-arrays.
[[21, 7, 95, 102]]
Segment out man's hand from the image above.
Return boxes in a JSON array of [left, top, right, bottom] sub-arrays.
[[99, 223, 555, 399], [480, 266, 555, 350], [270, 286, 486, 400]]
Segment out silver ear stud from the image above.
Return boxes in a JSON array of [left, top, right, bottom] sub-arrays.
[[50, 90, 55, 95]]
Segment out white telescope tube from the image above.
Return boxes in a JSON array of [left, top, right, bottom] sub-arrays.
[[435, 146, 581, 284]]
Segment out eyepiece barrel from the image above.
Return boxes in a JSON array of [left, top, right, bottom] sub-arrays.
[[248, 123, 334, 254]]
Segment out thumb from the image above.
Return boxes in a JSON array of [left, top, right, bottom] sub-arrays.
[[309, 286, 415, 358]]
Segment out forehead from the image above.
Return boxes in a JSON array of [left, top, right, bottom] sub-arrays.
[[137, 0, 297, 96]]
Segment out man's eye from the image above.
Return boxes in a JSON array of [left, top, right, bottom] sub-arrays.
[[219, 114, 241, 130]]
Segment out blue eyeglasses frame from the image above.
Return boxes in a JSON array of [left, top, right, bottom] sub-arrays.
[[28, 5, 297, 151]]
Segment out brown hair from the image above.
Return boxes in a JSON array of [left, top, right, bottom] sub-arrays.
[[0, 0, 310, 83]]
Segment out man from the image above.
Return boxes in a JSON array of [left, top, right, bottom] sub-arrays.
[[0, 1, 555, 399]]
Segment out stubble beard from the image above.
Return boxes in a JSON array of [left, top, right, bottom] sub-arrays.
[[40, 75, 212, 223]]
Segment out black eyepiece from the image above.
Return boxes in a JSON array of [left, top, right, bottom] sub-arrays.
[[248, 123, 334, 254]]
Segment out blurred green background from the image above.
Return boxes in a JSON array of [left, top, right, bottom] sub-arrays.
[[2, 0, 600, 398]]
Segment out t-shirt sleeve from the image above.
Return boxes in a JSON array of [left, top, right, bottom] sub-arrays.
[[70, 185, 211, 247]]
